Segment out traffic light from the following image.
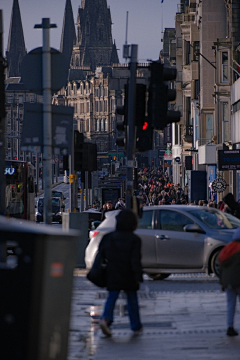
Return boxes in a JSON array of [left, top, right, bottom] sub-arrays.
[[74, 131, 97, 172], [135, 84, 147, 127], [148, 61, 181, 130], [135, 84, 153, 152], [74, 131, 86, 171], [116, 84, 128, 147], [136, 120, 153, 152]]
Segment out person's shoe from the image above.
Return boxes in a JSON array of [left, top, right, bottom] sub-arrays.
[[227, 327, 238, 336], [133, 327, 143, 336], [99, 319, 112, 337]]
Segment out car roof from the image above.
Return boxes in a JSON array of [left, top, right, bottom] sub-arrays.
[[142, 205, 218, 211]]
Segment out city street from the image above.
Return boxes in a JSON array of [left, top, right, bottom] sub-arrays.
[[67, 271, 240, 360]]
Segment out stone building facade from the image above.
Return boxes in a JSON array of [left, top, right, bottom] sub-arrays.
[[165, 0, 240, 199]]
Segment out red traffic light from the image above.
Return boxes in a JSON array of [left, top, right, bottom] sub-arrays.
[[142, 121, 148, 130]]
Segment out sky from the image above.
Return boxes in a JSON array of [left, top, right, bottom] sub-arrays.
[[1, 0, 179, 63]]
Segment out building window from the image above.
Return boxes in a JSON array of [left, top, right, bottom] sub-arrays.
[[30, 95, 35, 103], [101, 119, 104, 131], [185, 41, 191, 65], [96, 119, 100, 132], [105, 118, 108, 132], [104, 100, 107, 112], [100, 85, 103, 97], [206, 113, 214, 141], [222, 102, 230, 142], [195, 112, 199, 142], [87, 102, 90, 113], [193, 41, 199, 62], [221, 52, 228, 83], [95, 101, 98, 112], [186, 97, 192, 126], [111, 98, 115, 112]]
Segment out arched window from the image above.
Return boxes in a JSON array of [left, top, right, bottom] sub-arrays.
[[105, 118, 108, 132]]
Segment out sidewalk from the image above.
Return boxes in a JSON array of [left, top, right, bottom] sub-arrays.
[[68, 271, 240, 360]]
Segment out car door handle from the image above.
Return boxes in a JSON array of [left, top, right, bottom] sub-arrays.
[[155, 235, 169, 241]]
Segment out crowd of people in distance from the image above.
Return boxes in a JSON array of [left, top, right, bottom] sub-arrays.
[[93, 167, 240, 220]]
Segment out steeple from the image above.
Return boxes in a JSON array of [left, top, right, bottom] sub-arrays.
[[71, 0, 119, 71], [60, 0, 76, 68], [6, 0, 27, 78]]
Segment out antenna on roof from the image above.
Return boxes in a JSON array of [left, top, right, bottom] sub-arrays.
[[123, 11, 130, 60], [161, 1, 164, 35]]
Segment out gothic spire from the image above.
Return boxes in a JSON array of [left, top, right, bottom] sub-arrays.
[[72, 0, 119, 70], [60, 0, 76, 68], [6, 0, 27, 78]]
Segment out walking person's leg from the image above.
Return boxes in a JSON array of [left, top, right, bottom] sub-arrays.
[[226, 288, 238, 336], [125, 291, 142, 334], [100, 290, 120, 336]]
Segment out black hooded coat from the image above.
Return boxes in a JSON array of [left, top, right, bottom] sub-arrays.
[[98, 210, 143, 291], [222, 193, 240, 219]]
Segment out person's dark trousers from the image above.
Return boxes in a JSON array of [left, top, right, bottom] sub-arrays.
[[101, 290, 142, 331]]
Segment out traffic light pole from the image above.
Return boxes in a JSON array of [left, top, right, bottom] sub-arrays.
[[126, 45, 138, 209], [35, 19, 57, 224]]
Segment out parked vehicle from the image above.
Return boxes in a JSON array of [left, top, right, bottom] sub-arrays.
[[85, 206, 240, 279], [35, 197, 64, 224]]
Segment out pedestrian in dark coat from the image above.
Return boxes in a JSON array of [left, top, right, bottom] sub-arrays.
[[219, 227, 240, 336], [98, 209, 143, 337], [222, 193, 240, 219]]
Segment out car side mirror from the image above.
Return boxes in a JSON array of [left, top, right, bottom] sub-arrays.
[[183, 224, 205, 234]]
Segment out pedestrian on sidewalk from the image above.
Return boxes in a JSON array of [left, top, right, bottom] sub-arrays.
[[98, 209, 143, 337], [219, 227, 240, 336]]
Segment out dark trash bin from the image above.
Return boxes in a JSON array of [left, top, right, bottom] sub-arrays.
[[0, 216, 79, 360]]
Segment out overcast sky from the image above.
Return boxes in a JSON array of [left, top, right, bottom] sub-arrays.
[[1, 0, 179, 63]]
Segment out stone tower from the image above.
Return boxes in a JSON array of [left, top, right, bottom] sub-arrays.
[[71, 0, 119, 71], [60, 0, 76, 68], [6, 0, 27, 78]]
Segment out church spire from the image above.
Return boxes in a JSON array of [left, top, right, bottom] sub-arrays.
[[60, 0, 76, 68], [6, 0, 27, 78], [72, 0, 119, 71]]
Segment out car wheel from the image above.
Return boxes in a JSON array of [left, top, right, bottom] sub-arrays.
[[210, 250, 221, 277], [148, 273, 170, 280]]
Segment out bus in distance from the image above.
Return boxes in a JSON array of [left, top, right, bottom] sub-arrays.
[[5, 160, 35, 221]]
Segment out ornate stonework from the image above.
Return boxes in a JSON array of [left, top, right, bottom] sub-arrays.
[[71, 0, 119, 71]]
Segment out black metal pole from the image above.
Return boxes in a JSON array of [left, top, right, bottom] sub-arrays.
[[126, 45, 138, 209]]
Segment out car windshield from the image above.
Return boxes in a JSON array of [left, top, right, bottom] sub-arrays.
[[52, 191, 62, 198], [38, 198, 60, 212], [187, 208, 240, 229]]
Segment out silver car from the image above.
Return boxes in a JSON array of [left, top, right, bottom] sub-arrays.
[[85, 205, 240, 279]]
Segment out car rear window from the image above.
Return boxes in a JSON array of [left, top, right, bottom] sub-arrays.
[[52, 191, 62, 198]]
